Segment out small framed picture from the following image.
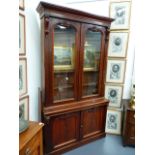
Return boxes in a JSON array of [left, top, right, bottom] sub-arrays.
[[19, 13, 26, 55], [105, 109, 122, 135], [19, 96, 29, 120], [54, 46, 74, 71], [108, 31, 129, 58], [106, 59, 126, 83], [19, 58, 27, 97], [19, 0, 25, 10], [110, 1, 131, 30], [105, 84, 123, 108]]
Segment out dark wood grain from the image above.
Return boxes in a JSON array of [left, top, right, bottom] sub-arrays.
[[37, 1, 114, 27], [37, 2, 112, 154], [122, 101, 135, 147]]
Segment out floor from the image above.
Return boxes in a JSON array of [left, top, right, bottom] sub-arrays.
[[63, 135, 135, 155]]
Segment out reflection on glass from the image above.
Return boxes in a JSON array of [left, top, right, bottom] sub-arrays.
[[83, 30, 101, 96], [53, 24, 76, 101]]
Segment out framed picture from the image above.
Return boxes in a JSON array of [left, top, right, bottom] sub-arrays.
[[54, 46, 74, 71], [105, 84, 123, 108], [106, 59, 126, 83], [19, 13, 26, 55], [19, 96, 29, 120], [19, 58, 27, 97], [108, 31, 129, 58], [110, 1, 131, 30], [19, 0, 25, 10], [105, 109, 122, 134], [84, 48, 100, 71]]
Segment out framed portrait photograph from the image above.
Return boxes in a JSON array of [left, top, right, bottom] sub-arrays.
[[19, 96, 29, 120], [19, 0, 25, 10], [54, 46, 74, 71], [110, 1, 131, 30], [106, 59, 126, 83], [19, 13, 26, 55], [19, 58, 27, 97], [108, 31, 129, 58], [105, 84, 123, 108], [105, 109, 122, 135]]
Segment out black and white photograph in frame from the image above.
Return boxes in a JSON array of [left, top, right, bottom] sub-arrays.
[[106, 59, 126, 83], [105, 84, 123, 108], [19, 58, 27, 97], [108, 31, 129, 57], [110, 1, 131, 30], [19, 96, 29, 121], [19, 13, 26, 55], [19, 0, 25, 10], [105, 109, 122, 135]]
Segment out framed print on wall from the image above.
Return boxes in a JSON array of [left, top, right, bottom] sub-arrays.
[[108, 31, 129, 58], [19, 96, 29, 120], [105, 84, 123, 108], [105, 109, 122, 135], [19, 58, 27, 97], [19, 13, 26, 55], [19, 0, 25, 10], [110, 1, 131, 30], [106, 59, 126, 83]]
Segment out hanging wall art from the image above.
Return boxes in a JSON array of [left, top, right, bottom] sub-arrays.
[[106, 59, 126, 83], [110, 1, 131, 30], [19, 58, 27, 97], [19, 13, 26, 55], [108, 31, 129, 57], [105, 84, 123, 108]]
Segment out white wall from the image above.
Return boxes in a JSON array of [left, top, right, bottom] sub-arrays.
[[25, 0, 135, 121]]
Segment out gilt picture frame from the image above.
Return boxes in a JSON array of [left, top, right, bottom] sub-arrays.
[[54, 46, 74, 71], [19, 58, 27, 97], [108, 31, 129, 58], [105, 108, 122, 135], [19, 13, 26, 55], [110, 1, 131, 30], [105, 84, 123, 108], [106, 59, 126, 83], [84, 48, 100, 71], [19, 95, 29, 120], [19, 0, 25, 10]]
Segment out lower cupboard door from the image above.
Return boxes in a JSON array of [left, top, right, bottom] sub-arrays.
[[51, 112, 80, 149], [81, 106, 106, 139]]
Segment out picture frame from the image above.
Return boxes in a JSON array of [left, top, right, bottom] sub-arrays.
[[19, 13, 26, 55], [106, 59, 126, 83], [19, 58, 27, 97], [110, 1, 131, 30], [19, 95, 29, 120], [105, 84, 123, 108], [19, 0, 25, 10], [108, 31, 129, 58], [105, 108, 122, 135], [54, 46, 74, 71], [84, 49, 100, 71]]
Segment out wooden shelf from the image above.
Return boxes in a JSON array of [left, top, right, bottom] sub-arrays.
[[83, 82, 97, 87]]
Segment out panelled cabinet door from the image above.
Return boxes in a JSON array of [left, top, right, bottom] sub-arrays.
[[46, 18, 81, 105], [80, 106, 106, 139], [79, 24, 107, 99], [50, 112, 80, 150]]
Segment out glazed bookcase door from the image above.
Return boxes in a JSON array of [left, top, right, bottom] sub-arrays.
[[51, 19, 80, 104], [80, 24, 106, 99]]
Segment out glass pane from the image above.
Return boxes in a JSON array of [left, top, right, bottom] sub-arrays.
[[82, 29, 101, 96], [53, 24, 76, 101]]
